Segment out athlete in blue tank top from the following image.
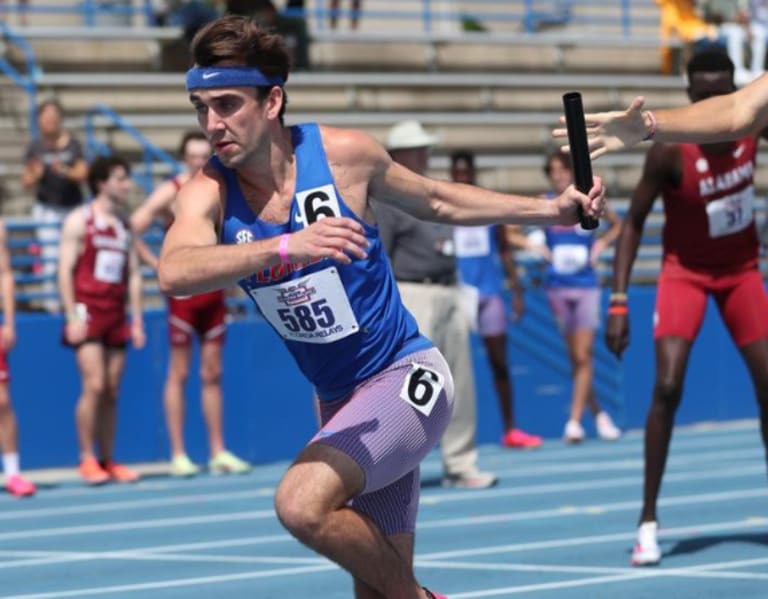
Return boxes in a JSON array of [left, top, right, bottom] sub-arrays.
[[158, 17, 605, 598], [455, 224, 504, 297], [544, 220, 599, 289], [214, 123, 431, 402]]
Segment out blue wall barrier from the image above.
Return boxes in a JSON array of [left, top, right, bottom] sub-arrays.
[[11, 285, 761, 470]]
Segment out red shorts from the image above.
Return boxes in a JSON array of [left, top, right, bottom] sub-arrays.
[[0, 348, 9, 383], [654, 261, 768, 348], [168, 291, 227, 347], [63, 302, 128, 348]]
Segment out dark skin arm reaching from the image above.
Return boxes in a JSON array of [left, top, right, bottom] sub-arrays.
[[606, 142, 678, 358]]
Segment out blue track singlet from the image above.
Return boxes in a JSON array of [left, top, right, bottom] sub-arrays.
[[544, 224, 598, 288], [217, 123, 431, 401], [454, 225, 504, 297]]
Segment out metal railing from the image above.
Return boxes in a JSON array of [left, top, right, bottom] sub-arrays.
[[84, 104, 181, 196], [0, 1, 657, 35], [0, 21, 40, 139], [0, 1, 155, 26]]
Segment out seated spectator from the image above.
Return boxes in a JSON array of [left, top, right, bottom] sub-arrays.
[[329, 0, 362, 30], [655, 0, 720, 74], [226, 0, 310, 70], [703, 0, 767, 84]]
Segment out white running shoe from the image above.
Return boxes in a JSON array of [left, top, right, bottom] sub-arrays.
[[563, 420, 585, 443], [596, 412, 621, 441], [631, 521, 661, 566]]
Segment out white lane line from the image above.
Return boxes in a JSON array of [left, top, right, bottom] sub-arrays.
[[421, 464, 764, 504], [420, 555, 768, 598], [416, 559, 768, 580], [418, 488, 768, 530], [0, 510, 276, 542], [2, 485, 765, 544], [419, 517, 768, 560], [0, 488, 276, 521], [0, 564, 339, 599]]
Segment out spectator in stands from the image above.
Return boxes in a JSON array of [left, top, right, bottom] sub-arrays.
[[508, 149, 622, 444], [450, 150, 542, 449], [226, 0, 310, 70], [329, 0, 361, 29], [22, 99, 88, 313], [131, 131, 250, 477], [0, 219, 36, 498], [58, 155, 145, 486], [702, 0, 766, 84], [751, 0, 768, 72], [168, 0, 221, 44], [655, 0, 720, 74], [374, 121, 498, 489], [0, 0, 30, 26]]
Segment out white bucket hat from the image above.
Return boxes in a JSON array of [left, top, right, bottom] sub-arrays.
[[386, 120, 438, 150]]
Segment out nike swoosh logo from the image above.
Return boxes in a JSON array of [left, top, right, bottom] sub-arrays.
[[733, 144, 745, 158], [202, 72, 220, 80]]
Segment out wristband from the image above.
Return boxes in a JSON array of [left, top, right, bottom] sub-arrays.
[[278, 233, 291, 266], [642, 110, 657, 141], [607, 304, 629, 316], [609, 292, 628, 303]]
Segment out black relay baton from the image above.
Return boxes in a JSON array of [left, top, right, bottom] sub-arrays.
[[562, 92, 599, 230]]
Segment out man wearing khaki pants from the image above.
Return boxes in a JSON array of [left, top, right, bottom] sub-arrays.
[[373, 120, 497, 489]]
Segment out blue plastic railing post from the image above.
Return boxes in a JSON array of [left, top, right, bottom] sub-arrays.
[[83, 0, 96, 27], [621, 0, 631, 36], [422, 0, 431, 33]]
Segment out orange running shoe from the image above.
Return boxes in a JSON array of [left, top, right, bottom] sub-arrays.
[[79, 457, 110, 485], [103, 461, 140, 483], [6, 475, 36, 498]]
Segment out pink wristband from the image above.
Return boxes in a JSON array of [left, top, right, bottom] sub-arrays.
[[278, 233, 291, 266], [642, 110, 657, 141]]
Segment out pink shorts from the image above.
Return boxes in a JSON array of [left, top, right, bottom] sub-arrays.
[[477, 294, 507, 337], [311, 347, 454, 535], [546, 287, 600, 335]]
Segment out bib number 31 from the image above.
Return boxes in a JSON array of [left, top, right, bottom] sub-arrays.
[[400, 363, 445, 417]]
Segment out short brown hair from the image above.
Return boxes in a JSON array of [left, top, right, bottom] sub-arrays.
[[88, 155, 130, 196], [543, 148, 572, 176], [190, 16, 290, 122], [178, 130, 209, 158], [190, 15, 290, 81]]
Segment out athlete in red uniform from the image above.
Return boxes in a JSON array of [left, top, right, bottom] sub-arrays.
[[58, 155, 145, 485], [131, 131, 249, 477], [0, 219, 36, 497], [605, 51, 768, 566]]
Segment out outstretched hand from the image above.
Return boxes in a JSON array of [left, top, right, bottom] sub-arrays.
[[287, 217, 369, 265], [553, 96, 650, 160]]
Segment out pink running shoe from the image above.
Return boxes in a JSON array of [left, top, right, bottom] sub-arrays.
[[501, 428, 543, 449], [6, 475, 36, 498], [423, 588, 449, 599]]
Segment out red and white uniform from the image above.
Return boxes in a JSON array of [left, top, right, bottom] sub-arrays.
[[166, 176, 227, 347], [66, 204, 131, 347], [656, 137, 768, 347]]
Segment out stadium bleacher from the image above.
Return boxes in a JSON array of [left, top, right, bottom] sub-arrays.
[[1, 0, 766, 300]]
